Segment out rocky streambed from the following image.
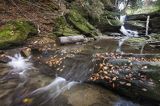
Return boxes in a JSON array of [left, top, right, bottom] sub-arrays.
[[0, 35, 160, 106]]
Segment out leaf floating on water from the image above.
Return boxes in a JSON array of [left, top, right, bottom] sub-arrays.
[[23, 98, 33, 104]]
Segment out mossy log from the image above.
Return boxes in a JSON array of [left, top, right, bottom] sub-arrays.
[[89, 53, 160, 104]]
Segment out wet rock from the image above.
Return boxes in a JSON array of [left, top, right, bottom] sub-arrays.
[[124, 20, 146, 35], [66, 9, 102, 37], [20, 47, 32, 57], [54, 16, 80, 37], [89, 53, 160, 104]]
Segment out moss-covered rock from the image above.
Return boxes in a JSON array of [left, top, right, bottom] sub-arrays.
[[66, 9, 101, 37], [54, 9, 102, 37], [54, 16, 80, 36], [150, 34, 160, 41], [126, 37, 146, 43], [126, 5, 160, 15], [97, 13, 121, 32], [69, 0, 121, 33], [0, 21, 37, 49]]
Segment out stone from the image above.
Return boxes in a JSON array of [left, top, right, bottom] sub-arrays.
[[20, 47, 32, 57], [0, 21, 37, 49], [126, 83, 131, 86]]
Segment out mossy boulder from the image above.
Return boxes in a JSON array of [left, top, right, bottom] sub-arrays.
[[54, 9, 102, 37], [97, 13, 121, 32], [0, 21, 37, 49], [126, 37, 146, 43], [54, 16, 80, 36], [66, 9, 101, 37], [69, 0, 121, 33], [126, 4, 160, 15], [149, 34, 160, 42]]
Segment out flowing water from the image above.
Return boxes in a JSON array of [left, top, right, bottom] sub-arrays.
[[7, 53, 33, 75], [0, 1, 159, 105], [0, 37, 159, 106]]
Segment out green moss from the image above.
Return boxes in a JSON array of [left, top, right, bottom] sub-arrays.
[[126, 21, 145, 28], [150, 34, 160, 41], [126, 5, 160, 15], [66, 9, 100, 37], [100, 15, 121, 27], [54, 16, 80, 36], [127, 38, 146, 43], [0, 21, 37, 49]]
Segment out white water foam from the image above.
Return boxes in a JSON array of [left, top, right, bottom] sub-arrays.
[[118, 2, 125, 11], [120, 26, 139, 37], [120, 15, 126, 24], [7, 53, 33, 75], [119, 15, 139, 37], [117, 11, 139, 53], [30, 77, 78, 105]]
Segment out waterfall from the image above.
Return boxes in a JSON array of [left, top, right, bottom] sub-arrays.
[[119, 15, 139, 37], [118, 2, 125, 11], [145, 16, 150, 36], [117, 1, 139, 53]]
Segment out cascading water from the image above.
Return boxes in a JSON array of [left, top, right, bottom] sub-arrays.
[[24, 77, 78, 105], [7, 53, 33, 76], [117, 1, 139, 53]]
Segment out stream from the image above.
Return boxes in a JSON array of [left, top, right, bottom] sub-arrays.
[[0, 37, 160, 106], [0, 0, 160, 105]]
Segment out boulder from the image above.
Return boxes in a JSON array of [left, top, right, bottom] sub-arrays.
[[54, 9, 102, 37], [89, 53, 160, 105], [0, 21, 37, 49], [67, 0, 121, 33]]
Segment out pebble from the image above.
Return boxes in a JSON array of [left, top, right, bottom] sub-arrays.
[[103, 71, 108, 75], [104, 76, 110, 80], [142, 88, 147, 92], [126, 83, 131, 86], [112, 77, 117, 81], [103, 66, 108, 70]]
